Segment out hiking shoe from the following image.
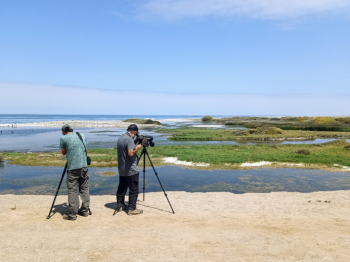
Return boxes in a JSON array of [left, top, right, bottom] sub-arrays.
[[115, 203, 128, 212], [63, 214, 77, 221], [128, 209, 143, 215], [78, 210, 89, 217]]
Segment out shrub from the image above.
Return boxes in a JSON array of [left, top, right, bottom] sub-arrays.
[[0, 155, 3, 162], [249, 127, 283, 135], [336, 117, 350, 124], [345, 145, 350, 151], [294, 149, 311, 155], [313, 117, 336, 124], [143, 119, 161, 125], [324, 139, 349, 146], [234, 130, 250, 136], [202, 115, 214, 122], [298, 117, 310, 122], [123, 118, 161, 125]]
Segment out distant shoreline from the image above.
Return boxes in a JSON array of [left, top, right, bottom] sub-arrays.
[[0, 118, 201, 128]]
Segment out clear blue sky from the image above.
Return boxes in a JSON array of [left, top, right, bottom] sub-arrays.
[[1, 0, 350, 115]]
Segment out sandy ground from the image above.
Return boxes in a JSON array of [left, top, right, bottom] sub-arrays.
[[1, 191, 350, 262]]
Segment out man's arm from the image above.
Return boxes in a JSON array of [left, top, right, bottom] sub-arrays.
[[59, 137, 66, 155], [128, 144, 142, 157]]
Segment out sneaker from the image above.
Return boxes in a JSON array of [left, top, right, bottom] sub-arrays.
[[115, 203, 128, 212], [128, 209, 143, 215], [63, 214, 77, 221], [78, 210, 89, 217]]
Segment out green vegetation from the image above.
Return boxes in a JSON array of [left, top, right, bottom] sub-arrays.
[[157, 128, 350, 141], [336, 117, 350, 124], [1, 140, 350, 169], [215, 116, 350, 132], [102, 171, 117, 176], [0, 155, 3, 162], [123, 118, 161, 125], [313, 117, 336, 124], [202, 115, 214, 122], [294, 148, 311, 155]]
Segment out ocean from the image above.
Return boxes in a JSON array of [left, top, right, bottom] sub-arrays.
[[0, 114, 207, 125]]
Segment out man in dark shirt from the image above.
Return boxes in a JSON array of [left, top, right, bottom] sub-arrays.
[[115, 124, 143, 215]]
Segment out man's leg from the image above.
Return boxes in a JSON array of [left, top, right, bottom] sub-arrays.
[[127, 172, 140, 211], [116, 176, 128, 204], [78, 167, 90, 214], [66, 169, 80, 219]]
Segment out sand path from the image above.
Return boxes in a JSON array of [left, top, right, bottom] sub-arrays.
[[1, 191, 349, 261]]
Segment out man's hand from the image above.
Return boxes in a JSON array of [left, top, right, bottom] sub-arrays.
[[128, 144, 142, 157], [61, 149, 66, 155]]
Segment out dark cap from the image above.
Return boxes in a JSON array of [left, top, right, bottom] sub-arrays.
[[127, 124, 138, 132], [62, 124, 72, 132]]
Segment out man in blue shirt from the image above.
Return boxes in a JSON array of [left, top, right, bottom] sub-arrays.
[[60, 124, 90, 221]]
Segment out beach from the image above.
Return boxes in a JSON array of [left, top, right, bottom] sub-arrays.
[[1, 191, 349, 261]]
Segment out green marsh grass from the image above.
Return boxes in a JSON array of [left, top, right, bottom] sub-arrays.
[[1, 140, 349, 169], [157, 128, 350, 141]]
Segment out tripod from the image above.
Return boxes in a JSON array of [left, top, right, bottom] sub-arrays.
[[138, 146, 175, 214], [46, 163, 92, 219]]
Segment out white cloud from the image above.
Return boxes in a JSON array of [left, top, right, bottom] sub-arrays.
[[1, 82, 349, 116], [138, 0, 350, 20]]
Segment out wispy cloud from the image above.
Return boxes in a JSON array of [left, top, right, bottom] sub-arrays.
[[1, 82, 349, 116], [138, 0, 350, 20]]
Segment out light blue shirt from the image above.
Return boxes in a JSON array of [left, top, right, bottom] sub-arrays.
[[59, 133, 88, 171]]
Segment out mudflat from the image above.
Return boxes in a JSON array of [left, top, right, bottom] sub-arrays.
[[1, 191, 349, 261]]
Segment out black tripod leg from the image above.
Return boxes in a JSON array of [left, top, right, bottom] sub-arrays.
[[143, 149, 146, 201], [144, 150, 175, 214], [46, 163, 68, 219]]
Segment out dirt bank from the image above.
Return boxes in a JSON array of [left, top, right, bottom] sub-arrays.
[[1, 191, 350, 261]]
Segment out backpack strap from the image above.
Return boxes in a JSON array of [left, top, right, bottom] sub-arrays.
[[76, 132, 87, 156]]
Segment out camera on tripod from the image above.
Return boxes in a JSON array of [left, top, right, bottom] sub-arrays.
[[135, 134, 155, 147]]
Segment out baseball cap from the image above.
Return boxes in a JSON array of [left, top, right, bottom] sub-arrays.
[[127, 124, 138, 132], [62, 124, 72, 132]]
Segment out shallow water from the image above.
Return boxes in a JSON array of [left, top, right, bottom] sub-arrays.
[[1, 162, 350, 195], [1, 127, 348, 152]]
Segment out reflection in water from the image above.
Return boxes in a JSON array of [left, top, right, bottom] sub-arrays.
[[1, 163, 350, 195]]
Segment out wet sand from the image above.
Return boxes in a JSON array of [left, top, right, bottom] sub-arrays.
[[1, 191, 349, 261]]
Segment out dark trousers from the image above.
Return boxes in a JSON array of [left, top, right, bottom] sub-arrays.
[[66, 168, 90, 218], [116, 173, 139, 210]]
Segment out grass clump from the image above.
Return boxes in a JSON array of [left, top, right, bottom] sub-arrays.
[[123, 118, 161, 125], [313, 117, 336, 124], [0, 155, 3, 162], [336, 117, 350, 124], [249, 127, 283, 135], [294, 149, 311, 155], [202, 115, 214, 122], [102, 171, 117, 176], [298, 117, 310, 122]]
